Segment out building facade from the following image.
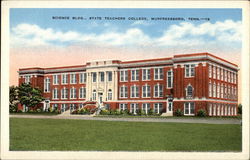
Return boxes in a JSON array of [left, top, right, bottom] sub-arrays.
[[18, 52, 239, 116]]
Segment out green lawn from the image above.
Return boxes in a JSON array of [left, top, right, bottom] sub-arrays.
[[10, 118, 242, 151]]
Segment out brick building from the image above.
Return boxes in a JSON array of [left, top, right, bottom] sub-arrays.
[[18, 52, 239, 116]]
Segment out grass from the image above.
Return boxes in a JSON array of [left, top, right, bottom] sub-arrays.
[[10, 118, 242, 151], [10, 112, 59, 116]]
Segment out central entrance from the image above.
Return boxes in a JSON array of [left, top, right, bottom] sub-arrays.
[[98, 92, 103, 105]]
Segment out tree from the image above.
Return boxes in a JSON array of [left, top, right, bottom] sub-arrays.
[[18, 83, 45, 111], [238, 104, 242, 115], [9, 85, 19, 112]]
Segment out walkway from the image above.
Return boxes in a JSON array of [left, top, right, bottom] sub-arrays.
[[9, 114, 241, 124]]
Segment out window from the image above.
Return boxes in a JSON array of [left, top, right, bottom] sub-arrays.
[[185, 64, 195, 77], [107, 71, 112, 81], [217, 104, 220, 116], [209, 65, 212, 78], [44, 77, 50, 92], [119, 103, 128, 111], [154, 68, 163, 80], [120, 70, 128, 82], [79, 73, 86, 83], [142, 69, 151, 80], [234, 73, 237, 84], [154, 103, 163, 114], [209, 104, 212, 116], [184, 102, 195, 115], [167, 70, 173, 88], [70, 87, 77, 99], [53, 75, 59, 85], [228, 71, 230, 83], [61, 88, 68, 99], [62, 74, 68, 84], [130, 103, 139, 114], [92, 72, 97, 82], [225, 85, 227, 99], [186, 85, 193, 98], [142, 103, 150, 114], [100, 72, 105, 82], [70, 74, 77, 84], [130, 85, 139, 98], [120, 85, 128, 98], [92, 90, 96, 101], [213, 82, 216, 98], [142, 84, 151, 98], [24, 75, 31, 84], [52, 88, 59, 99], [154, 84, 163, 97], [221, 84, 224, 98], [213, 66, 216, 79], [213, 104, 216, 116], [79, 87, 86, 99], [52, 104, 58, 111], [61, 104, 68, 112], [217, 67, 220, 80], [225, 70, 227, 82], [221, 105, 224, 116], [221, 69, 224, 81], [217, 83, 220, 98], [131, 69, 139, 81], [209, 81, 212, 97], [108, 89, 112, 100]]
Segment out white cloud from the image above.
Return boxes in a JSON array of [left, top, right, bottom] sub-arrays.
[[11, 19, 241, 48]]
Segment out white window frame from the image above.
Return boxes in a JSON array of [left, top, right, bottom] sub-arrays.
[[213, 82, 216, 98], [154, 83, 163, 98], [120, 70, 128, 82], [53, 75, 59, 85], [221, 84, 224, 98], [61, 87, 68, 99], [52, 88, 59, 99], [119, 85, 128, 98], [167, 70, 173, 88], [154, 68, 163, 80], [107, 71, 112, 82], [119, 103, 128, 111], [130, 85, 139, 98], [131, 69, 139, 81], [79, 87, 86, 99], [221, 68, 224, 81], [130, 103, 139, 114], [24, 75, 31, 84], [108, 89, 112, 100], [186, 84, 193, 98], [185, 64, 195, 78], [92, 90, 96, 101], [209, 65, 212, 78], [44, 77, 50, 93], [217, 83, 220, 98], [92, 72, 97, 83], [70, 87, 77, 99], [79, 73, 86, 84], [142, 68, 151, 81], [142, 103, 150, 114], [70, 74, 77, 84], [154, 103, 163, 114], [217, 67, 220, 80], [61, 74, 68, 84], [99, 72, 105, 82], [142, 84, 151, 98], [213, 66, 216, 79], [184, 102, 195, 115], [209, 81, 212, 97]]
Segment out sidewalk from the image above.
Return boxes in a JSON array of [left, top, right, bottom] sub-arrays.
[[9, 114, 241, 124]]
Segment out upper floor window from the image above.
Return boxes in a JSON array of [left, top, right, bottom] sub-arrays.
[[213, 82, 216, 97], [79, 73, 86, 83], [167, 70, 173, 88], [108, 89, 112, 100], [62, 74, 68, 84], [52, 88, 59, 99], [70, 87, 77, 99], [221, 84, 224, 98], [92, 90, 96, 101], [217, 67, 220, 80], [79, 87, 86, 99], [120, 70, 128, 82], [70, 74, 77, 84], [107, 71, 112, 82], [154, 84, 163, 97], [92, 72, 97, 82], [142, 84, 151, 98], [186, 85, 193, 98], [225, 70, 227, 82], [130, 85, 139, 98], [185, 64, 195, 77], [209, 81, 212, 97], [213, 66, 216, 79], [142, 69, 151, 81], [120, 85, 128, 98], [44, 77, 50, 92], [221, 69, 224, 81], [53, 75, 59, 85], [61, 87, 68, 99], [154, 68, 163, 80], [209, 65, 212, 78], [131, 69, 139, 81], [217, 83, 220, 98], [100, 72, 105, 82], [24, 75, 31, 84]]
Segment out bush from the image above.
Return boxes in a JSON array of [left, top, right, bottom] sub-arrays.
[[36, 108, 42, 113], [17, 110, 23, 113], [148, 109, 154, 115], [238, 104, 242, 115], [100, 109, 110, 115], [136, 109, 142, 115], [174, 109, 183, 116], [197, 109, 207, 117]]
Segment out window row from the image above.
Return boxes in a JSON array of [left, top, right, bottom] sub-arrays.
[[51, 103, 85, 112], [208, 65, 237, 84], [119, 103, 163, 114], [208, 104, 237, 116], [209, 82, 237, 99], [119, 84, 164, 98], [91, 71, 113, 83], [120, 68, 164, 82], [52, 87, 86, 99]]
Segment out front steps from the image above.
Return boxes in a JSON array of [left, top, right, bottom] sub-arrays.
[[161, 112, 173, 116]]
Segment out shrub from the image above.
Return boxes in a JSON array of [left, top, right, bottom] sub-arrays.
[[17, 110, 23, 113], [36, 108, 42, 112], [197, 109, 207, 117], [100, 109, 110, 115], [28, 110, 34, 113], [148, 109, 154, 115], [136, 109, 142, 116], [238, 104, 242, 115], [174, 109, 183, 116]]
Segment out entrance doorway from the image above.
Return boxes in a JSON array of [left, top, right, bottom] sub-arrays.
[[98, 93, 103, 105], [167, 98, 173, 113]]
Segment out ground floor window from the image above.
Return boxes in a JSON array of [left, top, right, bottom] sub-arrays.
[[69, 104, 77, 112], [119, 103, 128, 111], [154, 103, 163, 114], [142, 103, 150, 114], [184, 102, 195, 115], [52, 104, 58, 111], [61, 104, 68, 112], [130, 103, 139, 114]]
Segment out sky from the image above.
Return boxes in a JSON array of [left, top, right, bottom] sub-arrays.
[[9, 8, 242, 101]]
